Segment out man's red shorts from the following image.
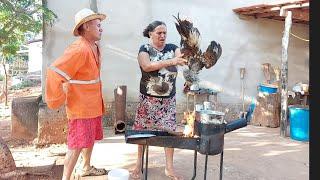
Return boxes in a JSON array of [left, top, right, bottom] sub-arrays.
[[67, 116, 103, 149]]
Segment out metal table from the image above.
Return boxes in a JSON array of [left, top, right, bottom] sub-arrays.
[[125, 130, 224, 180]]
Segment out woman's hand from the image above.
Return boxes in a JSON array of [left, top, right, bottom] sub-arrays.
[[172, 54, 188, 66], [138, 51, 187, 72]]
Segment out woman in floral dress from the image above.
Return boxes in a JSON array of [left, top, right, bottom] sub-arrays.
[[131, 20, 187, 180]]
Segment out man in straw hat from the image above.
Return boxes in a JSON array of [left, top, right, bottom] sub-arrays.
[[45, 8, 107, 179]]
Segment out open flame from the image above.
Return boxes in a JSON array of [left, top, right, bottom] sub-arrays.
[[183, 111, 196, 137]]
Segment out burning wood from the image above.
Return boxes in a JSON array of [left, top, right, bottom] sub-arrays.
[[183, 111, 196, 137]]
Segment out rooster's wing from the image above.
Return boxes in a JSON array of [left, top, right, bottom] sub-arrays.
[[201, 40, 222, 69], [173, 13, 201, 59]]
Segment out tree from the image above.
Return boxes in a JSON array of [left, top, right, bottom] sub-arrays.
[[0, 0, 57, 106]]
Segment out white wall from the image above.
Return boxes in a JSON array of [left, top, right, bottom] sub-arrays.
[[43, 0, 309, 105], [28, 41, 42, 73]]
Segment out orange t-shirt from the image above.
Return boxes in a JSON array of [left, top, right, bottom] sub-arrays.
[[45, 37, 105, 119]]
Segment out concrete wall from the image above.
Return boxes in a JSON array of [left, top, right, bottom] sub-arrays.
[[43, 0, 309, 106]]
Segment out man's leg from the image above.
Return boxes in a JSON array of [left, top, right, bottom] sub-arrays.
[[62, 149, 81, 180], [79, 144, 107, 176], [131, 145, 144, 179], [81, 145, 93, 171], [164, 147, 184, 180]]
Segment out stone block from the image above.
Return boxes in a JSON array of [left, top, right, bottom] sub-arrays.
[[36, 103, 68, 146], [11, 95, 41, 140]]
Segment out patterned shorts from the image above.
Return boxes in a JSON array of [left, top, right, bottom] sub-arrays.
[[133, 93, 177, 131], [67, 116, 103, 149]]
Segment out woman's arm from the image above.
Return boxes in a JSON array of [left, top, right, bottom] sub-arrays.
[[138, 51, 187, 72]]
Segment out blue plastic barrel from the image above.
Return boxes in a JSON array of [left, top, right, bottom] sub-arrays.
[[258, 83, 278, 94], [289, 106, 309, 141]]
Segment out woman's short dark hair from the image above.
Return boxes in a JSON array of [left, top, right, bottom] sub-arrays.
[[143, 21, 166, 38]]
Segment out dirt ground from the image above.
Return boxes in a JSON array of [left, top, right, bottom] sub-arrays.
[[1, 124, 309, 180], [0, 86, 309, 180], [0, 85, 65, 179]]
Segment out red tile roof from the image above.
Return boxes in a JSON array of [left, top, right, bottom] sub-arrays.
[[233, 0, 309, 24]]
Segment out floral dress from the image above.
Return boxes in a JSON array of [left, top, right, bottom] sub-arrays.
[[133, 43, 178, 131]]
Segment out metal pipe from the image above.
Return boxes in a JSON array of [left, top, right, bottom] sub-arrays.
[[225, 118, 248, 134], [114, 85, 127, 134], [115, 120, 126, 133]]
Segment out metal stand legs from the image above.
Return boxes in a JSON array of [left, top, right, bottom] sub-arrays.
[[219, 151, 224, 180], [191, 150, 198, 180], [203, 151, 224, 180], [140, 146, 223, 180], [141, 145, 149, 180]]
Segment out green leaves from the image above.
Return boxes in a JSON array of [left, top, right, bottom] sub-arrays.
[[0, 0, 57, 56]]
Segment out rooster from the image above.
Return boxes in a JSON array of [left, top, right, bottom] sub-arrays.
[[173, 13, 222, 92]]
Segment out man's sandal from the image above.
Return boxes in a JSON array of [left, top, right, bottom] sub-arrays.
[[80, 166, 108, 177]]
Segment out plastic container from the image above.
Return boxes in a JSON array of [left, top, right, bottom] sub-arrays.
[[289, 106, 309, 141], [258, 83, 278, 94], [108, 168, 129, 180]]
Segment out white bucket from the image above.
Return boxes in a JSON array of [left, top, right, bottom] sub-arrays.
[[108, 168, 129, 180]]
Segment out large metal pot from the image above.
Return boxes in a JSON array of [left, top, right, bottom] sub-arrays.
[[195, 110, 225, 124]]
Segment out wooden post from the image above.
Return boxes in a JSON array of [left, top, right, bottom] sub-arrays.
[[280, 11, 292, 137]]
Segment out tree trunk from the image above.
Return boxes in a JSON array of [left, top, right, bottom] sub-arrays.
[[280, 11, 292, 137], [251, 92, 281, 128], [1, 57, 8, 106], [4, 63, 8, 106]]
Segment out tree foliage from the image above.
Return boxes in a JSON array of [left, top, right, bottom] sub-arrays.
[[0, 0, 57, 57], [0, 0, 57, 106]]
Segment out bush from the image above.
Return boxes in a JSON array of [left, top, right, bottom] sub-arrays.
[[0, 74, 4, 81], [10, 79, 37, 90]]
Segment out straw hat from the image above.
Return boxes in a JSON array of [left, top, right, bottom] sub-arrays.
[[72, 8, 106, 36]]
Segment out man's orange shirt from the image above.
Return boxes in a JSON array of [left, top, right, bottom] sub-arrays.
[[45, 37, 105, 119]]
